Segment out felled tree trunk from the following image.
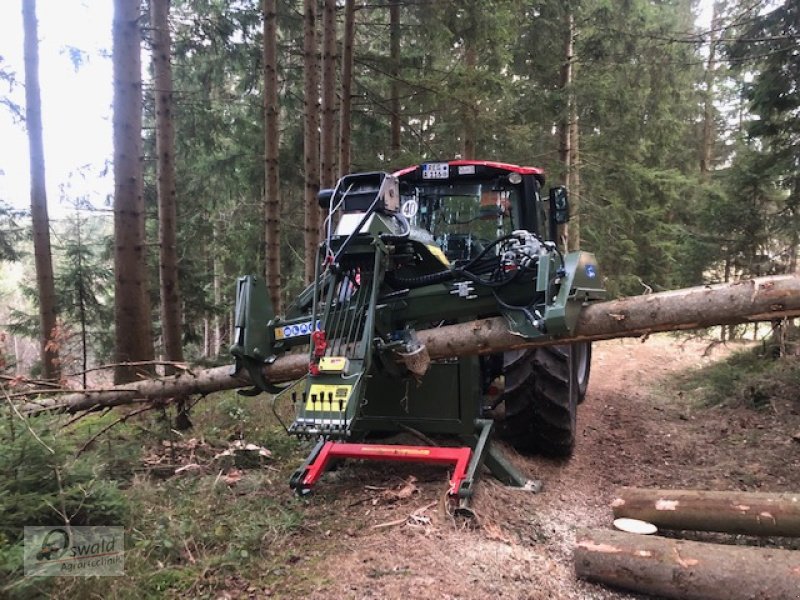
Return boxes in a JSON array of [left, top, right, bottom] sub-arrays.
[[574, 528, 800, 600], [24, 275, 800, 413], [612, 487, 800, 537]]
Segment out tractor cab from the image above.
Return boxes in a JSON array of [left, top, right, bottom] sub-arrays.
[[395, 160, 558, 261]]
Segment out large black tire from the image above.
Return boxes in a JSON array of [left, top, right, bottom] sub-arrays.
[[496, 344, 585, 457], [575, 342, 592, 403]]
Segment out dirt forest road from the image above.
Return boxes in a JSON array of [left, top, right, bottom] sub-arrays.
[[273, 335, 800, 599]]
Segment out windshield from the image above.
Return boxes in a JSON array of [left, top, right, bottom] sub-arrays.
[[403, 182, 520, 261]]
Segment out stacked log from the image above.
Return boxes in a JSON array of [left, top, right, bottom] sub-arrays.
[[612, 487, 800, 537], [575, 487, 800, 599], [574, 528, 800, 600]]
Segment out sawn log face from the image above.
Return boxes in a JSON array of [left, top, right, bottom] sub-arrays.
[[612, 487, 800, 537]]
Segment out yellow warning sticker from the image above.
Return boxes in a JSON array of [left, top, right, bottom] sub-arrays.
[[318, 356, 349, 373], [306, 384, 352, 412]]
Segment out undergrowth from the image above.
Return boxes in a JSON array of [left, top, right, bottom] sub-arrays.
[[673, 344, 800, 409], [0, 390, 317, 599]]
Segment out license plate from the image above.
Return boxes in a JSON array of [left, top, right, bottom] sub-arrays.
[[422, 163, 449, 179]]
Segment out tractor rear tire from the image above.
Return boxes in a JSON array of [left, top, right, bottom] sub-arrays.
[[496, 344, 585, 457], [575, 342, 592, 403]]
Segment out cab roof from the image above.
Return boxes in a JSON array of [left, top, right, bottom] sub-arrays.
[[394, 160, 545, 185]]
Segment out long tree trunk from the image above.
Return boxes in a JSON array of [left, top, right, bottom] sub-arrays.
[[612, 487, 800, 537], [338, 0, 355, 178], [26, 275, 800, 413], [150, 0, 184, 372], [212, 248, 222, 355], [22, 0, 60, 381], [557, 6, 574, 250], [112, 0, 154, 384], [320, 0, 337, 189], [302, 0, 321, 283], [575, 528, 800, 600], [75, 216, 88, 387], [700, 2, 722, 181], [389, 0, 401, 159], [263, 0, 282, 313], [567, 7, 581, 251], [462, 42, 477, 160], [567, 108, 580, 251]]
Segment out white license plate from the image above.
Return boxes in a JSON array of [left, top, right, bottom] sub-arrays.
[[422, 163, 449, 179]]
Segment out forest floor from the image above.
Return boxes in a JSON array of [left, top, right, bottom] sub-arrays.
[[34, 334, 800, 600], [246, 334, 800, 600]]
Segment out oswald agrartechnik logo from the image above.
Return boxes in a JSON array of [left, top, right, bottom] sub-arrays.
[[24, 526, 124, 576]]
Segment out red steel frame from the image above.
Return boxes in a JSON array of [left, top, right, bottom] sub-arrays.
[[300, 441, 473, 496]]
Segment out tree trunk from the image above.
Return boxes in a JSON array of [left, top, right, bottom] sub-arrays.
[[574, 528, 800, 600], [112, 0, 154, 384], [303, 0, 321, 283], [700, 2, 722, 181], [150, 0, 184, 373], [567, 109, 580, 252], [461, 43, 477, 160], [212, 248, 222, 356], [202, 316, 210, 358], [320, 0, 337, 189], [338, 0, 355, 178], [557, 6, 574, 250], [263, 0, 282, 313], [22, 0, 60, 381], [612, 487, 800, 537], [389, 0, 401, 159], [75, 216, 88, 387], [26, 275, 800, 413]]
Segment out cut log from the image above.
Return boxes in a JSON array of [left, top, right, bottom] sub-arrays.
[[575, 528, 800, 600], [22, 275, 800, 413], [612, 487, 800, 537]]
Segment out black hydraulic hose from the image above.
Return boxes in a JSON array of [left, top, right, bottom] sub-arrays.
[[389, 268, 455, 288]]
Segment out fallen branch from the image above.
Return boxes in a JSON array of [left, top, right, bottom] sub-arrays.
[[2, 386, 55, 454], [574, 528, 800, 600], [611, 487, 800, 537], [23, 275, 800, 414], [77, 405, 156, 456], [0, 374, 62, 389], [65, 360, 193, 378]]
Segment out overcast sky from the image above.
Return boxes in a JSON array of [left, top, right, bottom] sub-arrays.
[[0, 0, 114, 215], [0, 1, 716, 216]]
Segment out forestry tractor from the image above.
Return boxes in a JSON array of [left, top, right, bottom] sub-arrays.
[[231, 160, 605, 507]]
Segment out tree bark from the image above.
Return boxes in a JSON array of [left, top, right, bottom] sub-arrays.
[[22, 0, 60, 381], [25, 275, 800, 413], [212, 248, 222, 356], [700, 2, 722, 181], [302, 0, 321, 283], [461, 42, 477, 160], [567, 109, 580, 252], [150, 0, 184, 372], [574, 528, 800, 600], [320, 0, 337, 189], [389, 0, 401, 159], [113, 0, 154, 384], [74, 216, 88, 387], [557, 6, 575, 250], [612, 487, 800, 537], [263, 0, 282, 313], [338, 0, 355, 178]]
